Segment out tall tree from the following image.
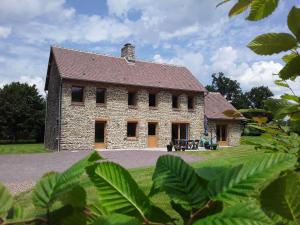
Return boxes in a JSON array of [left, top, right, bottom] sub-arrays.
[[0, 82, 45, 142], [245, 86, 274, 109], [205, 72, 243, 101]]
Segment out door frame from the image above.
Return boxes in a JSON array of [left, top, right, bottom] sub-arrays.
[[95, 120, 107, 149], [147, 122, 159, 148], [216, 124, 228, 146]]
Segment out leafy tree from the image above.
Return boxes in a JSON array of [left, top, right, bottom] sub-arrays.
[[0, 82, 45, 142], [205, 72, 242, 102], [245, 86, 273, 109]]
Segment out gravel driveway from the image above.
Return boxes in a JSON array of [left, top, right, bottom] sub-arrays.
[[0, 150, 203, 194]]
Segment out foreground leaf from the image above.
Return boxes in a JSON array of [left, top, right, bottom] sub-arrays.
[[93, 214, 143, 225], [32, 151, 101, 209], [194, 203, 272, 225], [279, 55, 300, 80], [248, 33, 297, 55], [86, 162, 169, 223], [0, 183, 13, 218], [208, 153, 297, 204], [247, 0, 279, 21], [261, 172, 300, 224], [150, 155, 208, 210], [229, 0, 251, 17], [288, 6, 300, 42]]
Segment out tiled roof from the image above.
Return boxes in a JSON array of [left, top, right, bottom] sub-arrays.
[[46, 46, 206, 92], [205, 92, 245, 120]]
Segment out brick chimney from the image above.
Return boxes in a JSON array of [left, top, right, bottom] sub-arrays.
[[121, 43, 135, 62]]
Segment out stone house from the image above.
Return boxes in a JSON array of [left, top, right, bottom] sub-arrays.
[[44, 44, 242, 151]]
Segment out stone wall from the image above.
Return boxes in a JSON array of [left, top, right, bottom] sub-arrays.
[[59, 80, 205, 150], [44, 61, 61, 151], [208, 120, 242, 146]]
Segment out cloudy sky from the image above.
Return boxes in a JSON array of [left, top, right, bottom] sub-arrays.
[[0, 0, 299, 96]]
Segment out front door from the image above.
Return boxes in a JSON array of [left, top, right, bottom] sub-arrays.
[[95, 121, 106, 149], [148, 123, 158, 148], [216, 124, 228, 146], [172, 123, 189, 141]]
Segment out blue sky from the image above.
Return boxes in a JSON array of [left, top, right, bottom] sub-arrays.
[[0, 0, 299, 96]]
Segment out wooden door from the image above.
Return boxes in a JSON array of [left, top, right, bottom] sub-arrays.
[[148, 123, 158, 148], [95, 121, 106, 149], [216, 124, 228, 146]]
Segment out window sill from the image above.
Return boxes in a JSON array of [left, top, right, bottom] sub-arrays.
[[188, 109, 195, 112], [126, 137, 138, 141], [172, 108, 180, 111], [149, 106, 158, 110], [96, 103, 106, 107], [128, 105, 138, 109], [71, 102, 85, 106]]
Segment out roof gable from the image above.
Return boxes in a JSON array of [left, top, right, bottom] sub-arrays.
[[205, 92, 244, 120], [46, 46, 206, 92]]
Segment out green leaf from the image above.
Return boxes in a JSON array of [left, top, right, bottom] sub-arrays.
[[32, 172, 59, 209], [281, 94, 300, 104], [32, 151, 101, 209], [288, 6, 300, 42], [0, 183, 13, 218], [247, 0, 279, 21], [208, 154, 297, 204], [193, 203, 272, 225], [86, 162, 166, 223], [282, 52, 298, 63], [248, 33, 297, 55], [196, 166, 230, 182], [229, 0, 251, 17], [274, 79, 290, 88], [279, 55, 300, 80], [261, 172, 300, 224], [150, 155, 208, 210], [93, 214, 143, 225]]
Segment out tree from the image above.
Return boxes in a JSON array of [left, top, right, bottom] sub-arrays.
[[0, 82, 45, 142], [245, 86, 273, 109], [205, 72, 243, 102]]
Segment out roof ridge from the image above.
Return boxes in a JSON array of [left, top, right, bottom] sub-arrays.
[[51, 45, 185, 68]]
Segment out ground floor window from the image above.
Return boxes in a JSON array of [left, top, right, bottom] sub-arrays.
[[172, 123, 189, 141], [127, 122, 138, 137]]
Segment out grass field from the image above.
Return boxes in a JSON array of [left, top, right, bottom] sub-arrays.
[[0, 143, 46, 154], [14, 136, 262, 220]]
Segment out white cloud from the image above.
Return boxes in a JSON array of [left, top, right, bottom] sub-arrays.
[[0, 0, 75, 21], [0, 26, 12, 38], [20, 75, 45, 94]]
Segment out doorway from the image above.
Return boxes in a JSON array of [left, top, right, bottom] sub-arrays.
[[172, 123, 189, 141], [95, 121, 106, 149], [216, 124, 228, 146], [148, 122, 158, 148]]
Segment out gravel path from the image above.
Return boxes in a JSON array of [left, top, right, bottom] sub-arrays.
[[0, 150, 203, 194]]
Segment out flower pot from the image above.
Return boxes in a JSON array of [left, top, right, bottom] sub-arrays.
[[167, 145, 173, 152]]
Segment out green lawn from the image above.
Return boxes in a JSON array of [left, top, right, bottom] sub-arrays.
[[15, 136, 262, 220], [0, 143, 46, 154]]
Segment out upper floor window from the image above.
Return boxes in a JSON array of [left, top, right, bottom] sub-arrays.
[[127, 122, 137, 137], [172, 95, 179, 109], [149, 93, 157, 107], [128, 92, 137, 106], [96, 88, 106, 104], [188, 96, 195, 110], [71, 86, 84, 103]]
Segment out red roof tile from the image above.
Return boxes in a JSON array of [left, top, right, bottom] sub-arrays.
[[205, 92, 244, 120], [46, 46, 206, 92]]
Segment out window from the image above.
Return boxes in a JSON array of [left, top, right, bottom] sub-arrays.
[[148, 123, 156, 135], [149, 93, 157, 107], [128, 92, 137, 106], [96, 88, 106, 104], [127, 122, 137, 137], [172, 95, 179, 108], [71, 86, 84, 102], [188, 96, 194, 110]]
